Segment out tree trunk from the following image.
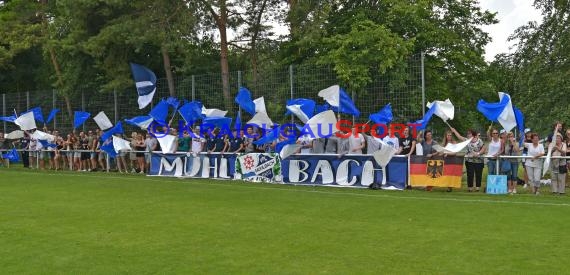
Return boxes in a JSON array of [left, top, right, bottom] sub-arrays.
[[161, 44, 176, 97], [217, 1, 232, 113], [249, 0, 268, 98]]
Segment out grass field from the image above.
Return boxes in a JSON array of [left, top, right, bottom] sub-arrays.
[[2, 168, 570, 274]]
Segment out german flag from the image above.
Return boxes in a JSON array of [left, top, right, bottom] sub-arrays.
[[409, 155, 463, 188]]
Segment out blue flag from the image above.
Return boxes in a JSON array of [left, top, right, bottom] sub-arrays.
[[101, 121, 123, 141], [2, 148, 20, 162], [253, 126, 280, 145], [100, 139, 117, 158], [315, 103, 331, 114], [369, 103, 393, 125], [125, 115, 153, 129], [45, 109, 60, 124], [166, 97, 180, 109], [234, 112, 242, 130], [178, 101, 203, 124], [275, 137, 296, 153], [328, 88, 360, 117], [130, 63, 157, 109], [285, 98, 316, 122], [476, 92, 517, 132], [235, 87, 256, 115], [0, 115, 17, 122], [73, 111, 91, 129], [39, 140, 57, 148], [149, 100, 170, 123], [413, 103, 437, 131], [202, 117, 232, 129], [514, 106, 525, 145]]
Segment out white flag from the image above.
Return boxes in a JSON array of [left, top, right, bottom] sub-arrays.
[[247, 111, 273, 127], [14, 111, 36, 131], [5, 130, 24, 139], [286, 104, 310, 123], [31, 130, 55, 142], [444, 138, 473, 153], [373, 140, 397, 186], [279, 144, 301, 159], [317, 85, 340, 107], [157, 134, 177, 154], [253, 97, 267, 114], [543, 143, 554, 177], [303, 110, 336, 139], [112, 136, 132, 153], [202, 106, 228, 117], [497, 92, 517, 132], [93, 111, 114, 130], [427, 98, 454, 121]]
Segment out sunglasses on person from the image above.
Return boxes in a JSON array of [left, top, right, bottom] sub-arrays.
[[492, 132, 498, 135]]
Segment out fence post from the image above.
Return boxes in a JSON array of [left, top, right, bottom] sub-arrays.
[[2, 93, 6, 134], [114, 89, 118, 124], [52, 90, 56, 129], [421, 51, 426, 116], [289, 65, 294, 124], [191, 75, 195, 101]]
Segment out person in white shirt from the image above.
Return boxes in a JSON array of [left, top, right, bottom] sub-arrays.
[[191, 127, 206, 155], [523, 133, 545, 195], [297, 134, 313, 154], [382, 126, 400, 151], [348, 127, 365, 154], [486, 127, 504, 175]]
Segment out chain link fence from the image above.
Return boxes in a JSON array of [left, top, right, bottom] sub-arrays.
[[2, 53, 424, 135]]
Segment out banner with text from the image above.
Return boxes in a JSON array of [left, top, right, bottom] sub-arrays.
[[149, 153, 237, 179], [235, 153, 282, 182]]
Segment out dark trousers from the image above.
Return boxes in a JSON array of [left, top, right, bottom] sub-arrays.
[[466, 161, 484, 188], [22, 151, 29, 168]]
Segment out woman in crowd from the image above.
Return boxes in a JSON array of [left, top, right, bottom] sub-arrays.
[[486, 127, 503, 175], [178, 130, 191, 153], [398, 126, 416, 156], [523, 133, 544, 195], [550, 133, 567, 194], [522, 130, 532, 187], [566, 129, 570, 187], [421, 130, 440, 191], [129, 131, 138, 172], [134, 133, 146, 174], [465, 130, 485, 192], [503, 131, 520, 194]]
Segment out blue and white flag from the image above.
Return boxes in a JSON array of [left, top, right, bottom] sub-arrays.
[[514, 107, 525, 145], [38, 139, 57, 148], [369, 103, 393, 125], [14, 111, 36, 130], [285, 98, 316, 123], [203, 117, 232, 129], [45, 109, 60, 124], [0, 115, 17, 123], [125, 115, 154, 130], [253, 126, 280, 145], [318, 85, 360, 117], [235, 87, 256, 115], [2, 148, 20, 162], [413, 103, 437, 131], [22, 107, 44, 123], [130, 63, 157, 109], [100, 138, 117, 158], [73, 111, 91, 129], [476, 92, 517, 132], [149, 100, 170, 123], [93, 111, 113, 130], [202, 106, 228, 118], [178, 101, 203, 124], [427, 99, 454, 121], [101, 121, 123, 141]]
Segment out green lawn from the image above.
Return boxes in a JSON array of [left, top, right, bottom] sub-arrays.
[[1, 168, 570, 274]]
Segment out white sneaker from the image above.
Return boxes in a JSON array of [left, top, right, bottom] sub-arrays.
[[523, 183, 528, 189], [512, 188, 517, 194], [535, 191, 540, 196]]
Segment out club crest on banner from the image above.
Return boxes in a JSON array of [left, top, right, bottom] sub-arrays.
[[236, 153, 281, 182], [426, 160, 444, 178]]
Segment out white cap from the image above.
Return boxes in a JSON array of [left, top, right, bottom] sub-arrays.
[[499, 129, 506, 134], [524, 128, 531, 133]]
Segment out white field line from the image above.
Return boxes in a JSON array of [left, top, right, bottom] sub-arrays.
[[4, 170, 570, 207]]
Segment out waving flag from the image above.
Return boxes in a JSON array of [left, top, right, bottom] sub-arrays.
[[413, 103, 437, 131], [427, 99, 454, 121], [178, 101, 203, 124], [4, 130, 24, 140], [285, 98, 316, 123], [31, 130, 55, 142], [235, 87, 256, 115], [166, 97, 180, 110], [253, 126, 280, 145], [318, 85, 360, 117], [149, 100, 170, 123], [22, 107, 44, 123], [101, 121, 124, 141], [369, 103, 393, 125], [277, 138, 299, 159], [0, 115, 17, 123], [202, 106, 228, 118], [303, 110, 337, 138], [234, 112, 242, 130], [100, 139, 117, 158], [247, 111, 273, 127], [15, 111, 36, 130], [514, 107, 525, 145], [157, 134, 177, 154], [45, 109, 59, 124], [39, 139, 57, 148], [202, 117, 232, 129], [93, 111, 113, 130], [130, 63, 157, 109], [476, 92, 517, 132], [315, 103, 331, 114], [253, 97, 267, 114], [112, 136, 132, 153], [73, 111, 91, 129], [2, 148, 20, 162], [444, 138, 473, 153], [125, 115, 154, 130]]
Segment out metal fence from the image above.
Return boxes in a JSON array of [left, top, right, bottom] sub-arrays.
[[2, 53, 424, 135]]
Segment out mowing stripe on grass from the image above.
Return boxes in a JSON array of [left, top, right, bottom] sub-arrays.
[[3, 169, 570, 207]]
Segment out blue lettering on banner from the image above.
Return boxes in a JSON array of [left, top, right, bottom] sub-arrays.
[[486, 175, 508, 194]]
